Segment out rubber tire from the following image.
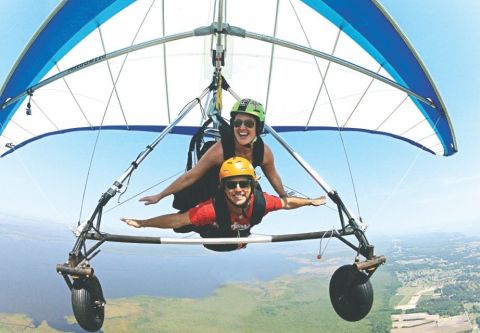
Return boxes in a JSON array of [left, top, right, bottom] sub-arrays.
[[329, 264, 373, 321], [71, 276, 105, 332]]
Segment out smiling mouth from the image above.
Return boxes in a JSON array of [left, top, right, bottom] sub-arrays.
[[230, 192, 247, 202]]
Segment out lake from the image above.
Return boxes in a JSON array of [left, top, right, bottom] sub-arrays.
[[0, 222, 310, 331]]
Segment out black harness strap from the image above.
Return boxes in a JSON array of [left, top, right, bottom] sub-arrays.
[[252, 138, 264, 168], [173, 118, 228, 212], [250, 187, 266, 227], [220, 122, 235, 160], [187, 118, 213, 169]]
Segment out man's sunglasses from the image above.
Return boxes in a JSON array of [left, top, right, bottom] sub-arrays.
[[224, 179, 252, 190], [233, 119, 255, 129]]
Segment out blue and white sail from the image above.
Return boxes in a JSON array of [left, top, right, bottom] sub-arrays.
[[0, 0, 457, 157]]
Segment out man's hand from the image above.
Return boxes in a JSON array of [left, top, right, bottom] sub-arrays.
[[139, 194, 161, 206], [310, 196, 327, 206], [121, 218, 143, 228]]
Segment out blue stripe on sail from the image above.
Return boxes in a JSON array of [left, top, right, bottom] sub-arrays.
[[1, 125, 436, 158], [302, 0, 455, 155], [0, 0, 134, 135]]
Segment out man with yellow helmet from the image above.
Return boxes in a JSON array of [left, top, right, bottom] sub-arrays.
[[122, 157, 326, 251]]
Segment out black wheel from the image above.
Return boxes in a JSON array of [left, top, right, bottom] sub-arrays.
[[329, 264, 373, 321], [71, 275, 105, 332]]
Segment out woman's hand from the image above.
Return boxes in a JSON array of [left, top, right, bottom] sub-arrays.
[[139, 194, 161, 205]]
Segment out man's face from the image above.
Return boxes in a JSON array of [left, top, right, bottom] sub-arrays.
[[223, 176, 252, 206], [232, 113, 256, 145]]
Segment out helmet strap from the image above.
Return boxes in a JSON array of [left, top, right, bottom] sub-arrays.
[[243, 136, 257, 148], [234, 134, 257, 148]]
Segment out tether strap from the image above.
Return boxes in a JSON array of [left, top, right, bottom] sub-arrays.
[[186, 118, 213, 169], [250, 188, 266, 227], [252, 137, 264, 167]]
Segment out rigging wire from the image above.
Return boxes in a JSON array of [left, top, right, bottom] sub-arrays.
[[264, 0, 280, 114], [371, 148, 422, 224], [288, 1, 362, 217], [371, 115, 443, 224], [288, 0, 340, 130], [116, 172, 133, 203], [209, 0, 218, 65], [375, 96, 408, 131], [108, 93, 208, 209], [342, 65, 383, 128], [283, 184, 338, 213], [98, 26, 129, 129], [317, 227, 335, 260], [9, 119, 35, 137], [55, 64, 93, 128], [77, 3, 156, 224], [161, 0, 171, 123], [199, 97, 206, 119], [0, 107, 65, 223], [31, 99, 59, 130], [0, 118, 65, 225], [103, 170, 183, 214]]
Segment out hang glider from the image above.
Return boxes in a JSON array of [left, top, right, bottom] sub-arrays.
[[0, 0, 457, 331]]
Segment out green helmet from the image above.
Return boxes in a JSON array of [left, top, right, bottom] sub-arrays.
[[230, 99, 265, 132]]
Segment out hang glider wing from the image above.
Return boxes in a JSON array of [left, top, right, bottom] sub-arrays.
[[0, 0, 457, 157]]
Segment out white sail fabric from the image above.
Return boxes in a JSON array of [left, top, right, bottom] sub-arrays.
[[0, 0, 457, 157]]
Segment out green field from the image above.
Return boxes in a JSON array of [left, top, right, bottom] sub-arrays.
[[0, 313, 58, 333], [91, 273, 392, 333], [1, 260, 397, 333]]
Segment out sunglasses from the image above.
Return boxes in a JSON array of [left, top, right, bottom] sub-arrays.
[[233, 119, 255, 129], [224, 179, 252, 190]]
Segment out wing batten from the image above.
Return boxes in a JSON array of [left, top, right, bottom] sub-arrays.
[[0, 0, 457, 157], [302, 0, 456, 155]]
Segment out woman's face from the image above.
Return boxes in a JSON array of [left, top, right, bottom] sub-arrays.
[[232, 113, 256, 146]]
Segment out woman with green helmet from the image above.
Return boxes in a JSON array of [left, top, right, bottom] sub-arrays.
[[140, 98, 287, 206], [230, 98, 266, 135]]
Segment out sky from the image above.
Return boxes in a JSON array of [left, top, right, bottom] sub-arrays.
[[0, 0, 479, 240]]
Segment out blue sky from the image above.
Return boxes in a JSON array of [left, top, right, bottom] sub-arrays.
[[0, 0, 478, 238]]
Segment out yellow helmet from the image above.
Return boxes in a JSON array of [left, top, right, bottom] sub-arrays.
[[219, 157, 255, 182]]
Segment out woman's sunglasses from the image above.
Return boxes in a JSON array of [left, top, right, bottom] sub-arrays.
[[224, 179, 252, 190], [233, 119, 255, 129]]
